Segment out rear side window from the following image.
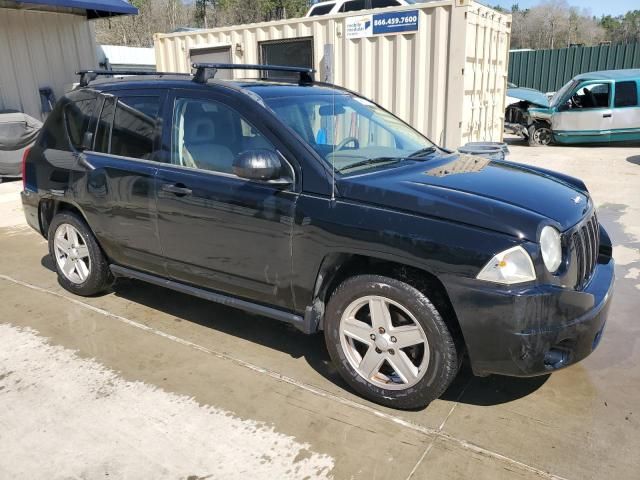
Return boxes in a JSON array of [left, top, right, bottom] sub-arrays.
[[614, 81, 638, 108], [94, 97, 115, 154], [309, 3, 335, 15], [64, 99, 97, 150], [94, 96, 162, 160], [111, 96, 161, 160], [340, 0, 366, 12], [372, 0, 400, 7]]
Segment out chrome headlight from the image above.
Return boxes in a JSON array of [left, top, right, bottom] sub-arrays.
[[477, 246, 536, 284], [540, 226, 562, 273]]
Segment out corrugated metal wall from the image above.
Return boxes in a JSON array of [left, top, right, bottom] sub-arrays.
[[0, 8, 98, 120], [509, 43, 640, 93], [155, 1, 511, 149]]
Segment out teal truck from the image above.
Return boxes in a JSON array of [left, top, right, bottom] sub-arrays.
[[505, 69, 640, 146]]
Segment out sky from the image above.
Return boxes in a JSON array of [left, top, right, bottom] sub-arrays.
[[490, 0, 636, 17]]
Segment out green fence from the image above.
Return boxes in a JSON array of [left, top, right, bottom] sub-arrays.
[[508, 43, 640, 93]]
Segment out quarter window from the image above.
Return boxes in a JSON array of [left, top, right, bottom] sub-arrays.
[[171, 97, 277, 175], [614, 81, 638, 108], [308, 3, 335, 15]]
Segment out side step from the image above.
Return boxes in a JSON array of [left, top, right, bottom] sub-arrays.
[[110, 265, 314, 334]]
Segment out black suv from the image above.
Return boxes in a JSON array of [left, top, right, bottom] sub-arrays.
[[21, 64, 614, 409]]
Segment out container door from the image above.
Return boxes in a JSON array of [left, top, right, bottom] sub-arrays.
[[189, 47, 232, 79], [611, 80, 640, 142], [552, 81, 613, 143]]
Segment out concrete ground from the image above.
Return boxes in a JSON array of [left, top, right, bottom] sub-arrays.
[[0, 140, 639, 479]]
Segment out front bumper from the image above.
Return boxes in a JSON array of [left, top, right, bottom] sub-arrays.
[[444, 257, 614, 377]]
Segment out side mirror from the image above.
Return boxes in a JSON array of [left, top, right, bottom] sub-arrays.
[[557, 101, 570, 112], [233, 149, 289, 184]]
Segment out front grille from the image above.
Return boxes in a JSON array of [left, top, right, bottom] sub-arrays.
[[570, 212, 600, 289]]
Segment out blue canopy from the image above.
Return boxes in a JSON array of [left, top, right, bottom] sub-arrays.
[[13, 0, 138, 18]]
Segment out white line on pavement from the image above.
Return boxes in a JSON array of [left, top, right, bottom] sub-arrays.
[[0, 273, 570, 480]]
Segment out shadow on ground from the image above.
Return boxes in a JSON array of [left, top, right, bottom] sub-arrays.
[[627, 155, 640, 166], [41, 250, 549, 409]]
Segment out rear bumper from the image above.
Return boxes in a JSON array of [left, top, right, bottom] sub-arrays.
[[20, 189, 41, 234], [444, 257, 614, 377]]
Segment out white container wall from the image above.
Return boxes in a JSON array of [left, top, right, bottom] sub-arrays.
[[155, 0, 510, 148], [0, 8, 98, 120]]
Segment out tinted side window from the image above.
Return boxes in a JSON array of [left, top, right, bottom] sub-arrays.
[[372, 0, 400, 7], [110, 96, 161, 160], [65, 99, 96, 150], [340, 0, 366, 12], [309, 3, 335, 15], [94, 97, 115, 154], [172, 97, 276, 175], [614, 81, 638, 108]]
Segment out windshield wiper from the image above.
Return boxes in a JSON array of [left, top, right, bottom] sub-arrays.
[[338, 157, 402, 173], [408, 146, 437, 158]]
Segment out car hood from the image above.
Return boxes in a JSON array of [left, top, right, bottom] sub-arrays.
[[506, 87, 550, 108], [337, 153, 590, 240]]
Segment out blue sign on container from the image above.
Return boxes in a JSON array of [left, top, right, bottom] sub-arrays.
[[372, 10, 419, 35]]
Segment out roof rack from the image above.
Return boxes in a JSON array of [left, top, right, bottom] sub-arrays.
[[76, 70, 190, 87], [191, 63, 315, 85]]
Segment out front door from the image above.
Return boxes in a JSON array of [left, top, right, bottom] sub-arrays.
[[75, 91, 166, 275], [552, 81, 613, 143], [154, 90, 298, 309]]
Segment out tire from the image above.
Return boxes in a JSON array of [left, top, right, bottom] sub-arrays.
[[48, 211, 113, 296], [527, 123, 553, 146], [324, 274, 459, 410]]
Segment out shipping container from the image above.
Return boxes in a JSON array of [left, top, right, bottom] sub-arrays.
[[154, 0, 511, 149], [0, 8, 98, 120]]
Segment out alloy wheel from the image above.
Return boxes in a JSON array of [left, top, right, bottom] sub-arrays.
[[533, 126, 553, 145], [53, 223, 91, 284], [339, 295, 430, 390]]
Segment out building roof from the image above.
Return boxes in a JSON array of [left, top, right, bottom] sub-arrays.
[[4, 0, 137, 18], [574, 69, 640, 81]]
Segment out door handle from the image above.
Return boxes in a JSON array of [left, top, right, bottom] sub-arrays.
[[161, 183, 192, 196], [602, 113, 612, 118]]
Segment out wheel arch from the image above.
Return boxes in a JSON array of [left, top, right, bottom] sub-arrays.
[[309, 253, 464, 351], [38, 199, 90, 239]]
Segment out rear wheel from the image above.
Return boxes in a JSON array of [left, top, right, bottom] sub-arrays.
[[48, 211, 112, 296], [324, 275, 459, 409]]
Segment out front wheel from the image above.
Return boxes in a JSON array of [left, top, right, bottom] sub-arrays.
[[324, 275, 459, 409], [528, 123, 553, 146]]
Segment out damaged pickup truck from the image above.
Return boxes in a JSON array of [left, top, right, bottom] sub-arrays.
[[505, 69, 640, 146]]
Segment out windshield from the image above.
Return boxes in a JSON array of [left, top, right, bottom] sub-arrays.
[[264, 93, 435, 172], [550, 79, 579, 107]]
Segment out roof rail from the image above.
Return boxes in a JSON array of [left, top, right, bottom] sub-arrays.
[[191, 63, 315, 85], [76, 70, 190, 87]]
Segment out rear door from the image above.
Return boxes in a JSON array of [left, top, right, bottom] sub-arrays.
[[154, 89, 298, 309], [73, 89, 167, 275]]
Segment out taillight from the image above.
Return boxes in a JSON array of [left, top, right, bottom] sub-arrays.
[[22, 147, 31, 190]]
